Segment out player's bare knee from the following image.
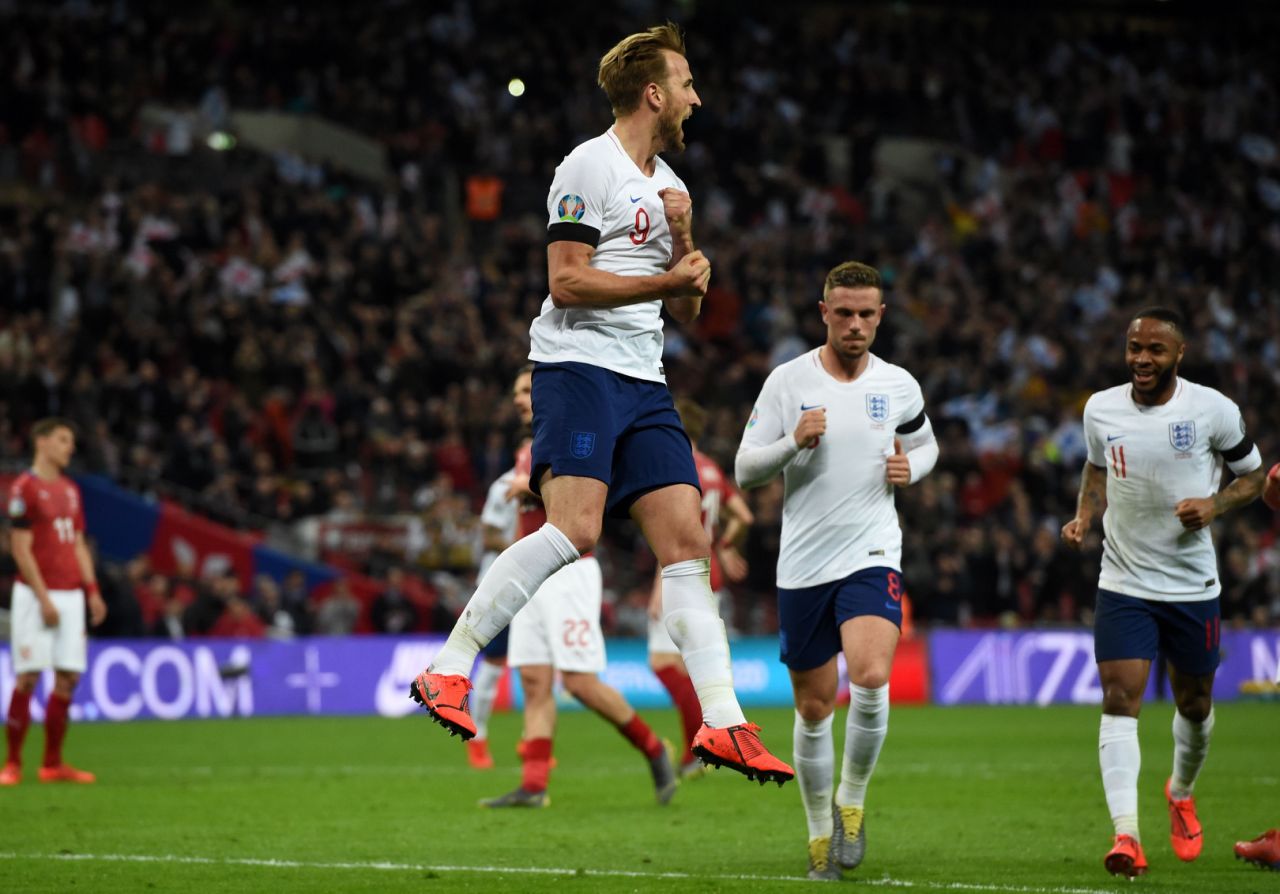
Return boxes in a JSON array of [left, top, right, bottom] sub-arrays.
[[53, 671, 79, 696], [560, 672, 595, 700], [1101, 687, 1141, 718], [848, 667, 890, 690], [795, 695, 835, 723], [555, 520, 600, 555], [1175, 694, 1212, 723], [15, 673, 40, 694], [654, 527, 711, 567]]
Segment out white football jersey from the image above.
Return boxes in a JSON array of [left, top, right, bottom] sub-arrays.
[[738, 349, 926, 588], [477, 469, 518, 583], [528, 129, 688, 383], [1083, 378, 1261, 602]]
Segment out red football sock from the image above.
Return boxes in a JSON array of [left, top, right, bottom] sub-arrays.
[[617, 713, 664, 759], [43, 693, 70, 768], [6, 689, 32, 764], [520, 737, 553, 793], [654, 666, 702, 761]]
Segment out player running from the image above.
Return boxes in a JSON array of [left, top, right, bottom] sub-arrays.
[[648, 398, 753, 779], [3, 418, 107, 786], [1061, 307, 1266, 878], [735, 262, 938, 879], [411, 22, 792, 786], [481, 368, 676, 808]]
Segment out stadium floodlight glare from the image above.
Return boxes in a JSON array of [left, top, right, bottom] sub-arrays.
[[207, 131, 236, 151], [508, 78, 526, 97]]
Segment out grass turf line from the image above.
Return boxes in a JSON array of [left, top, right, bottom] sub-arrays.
[[0, 704, 1273, 893]]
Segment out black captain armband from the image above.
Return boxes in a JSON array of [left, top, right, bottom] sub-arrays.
[[547, 222, 601, 248], [896, 410, 927, 435], [1220, 437, 1255, 463]]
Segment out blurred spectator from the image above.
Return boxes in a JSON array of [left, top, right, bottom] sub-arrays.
[[313, 580, 361, 635]]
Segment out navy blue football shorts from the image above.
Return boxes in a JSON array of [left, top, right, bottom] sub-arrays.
[[1093, 588, 1220, 677], [777, 566, 905, 671], [529, 361, 700, 518]]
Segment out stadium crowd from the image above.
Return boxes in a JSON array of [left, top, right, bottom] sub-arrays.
[[2, 1, 1279, 638]]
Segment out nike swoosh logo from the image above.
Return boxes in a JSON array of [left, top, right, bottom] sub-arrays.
[[426, 686, 441, 703], [1106, 435, 1123, 442], [800, 404, 823, 411], [629, 196, 642, 203], [883, 601, 902, 612]]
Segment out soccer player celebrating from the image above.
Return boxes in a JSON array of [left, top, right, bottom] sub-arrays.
[[735, 262, 938, 879], [1061, 307, 1266, 878], [411, 22, 792, 785], [480, 368, 676, 808], [2, 418, 106, 786], [648, 398, 754, 779]]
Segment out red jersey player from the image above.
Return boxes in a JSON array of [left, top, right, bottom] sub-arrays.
[[2, 418, 106, 785], [649, 398, 754, 777]]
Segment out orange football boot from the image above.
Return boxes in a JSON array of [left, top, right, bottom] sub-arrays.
[[409, 671, 476, 739], [691, 722, 794, 785], [0, 762, 21, 786], [1104, 834, 1149, 878], [38, 764, 96, 784], [1165, 778, 1202, 861], [1234, 829, 1280, 871], [466, 738, 494, 769]]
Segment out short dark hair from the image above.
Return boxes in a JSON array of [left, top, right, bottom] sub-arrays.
[[1130, 306, 1186, 341], [598, 23, 687, 117], [674, 398, 707, 444], [823, 261, 882, 299], [31, 417, 77, 441]]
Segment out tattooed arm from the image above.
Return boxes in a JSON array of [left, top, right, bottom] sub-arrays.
[[1061, 461, 1107, 550]]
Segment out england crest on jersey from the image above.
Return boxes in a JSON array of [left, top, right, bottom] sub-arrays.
[[1169, 421, 1195, 452], [867, 394, 890, 423]]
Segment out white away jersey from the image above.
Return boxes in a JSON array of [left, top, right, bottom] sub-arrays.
[[1083, 378, 1261, 602], [528, 129, 688, 383], [739, 349, 926, 588], [477, 469, 518, 583]]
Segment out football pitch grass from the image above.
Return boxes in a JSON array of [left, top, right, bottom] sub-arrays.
[[1, 703, 1275, 893]]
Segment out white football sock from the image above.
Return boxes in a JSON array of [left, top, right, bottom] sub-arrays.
[[430, 524, 578, 677], [1169, 708, 1214, 799], [836, 683, 889, 808], [470, 660, 506, 740], [661, 558, 747, 728], [793, 711, 835, 840], [1099, 713, 1141, 839]]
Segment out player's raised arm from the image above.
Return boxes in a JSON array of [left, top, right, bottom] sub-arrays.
[[885, 411, 938, 487], [657, 186, 705, 323], [1173, 395, 1266, 530], [735, 374, 813, 490], [548, 241, 708, 310]]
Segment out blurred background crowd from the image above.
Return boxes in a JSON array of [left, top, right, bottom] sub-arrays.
[[2, 0, 1278, 640]]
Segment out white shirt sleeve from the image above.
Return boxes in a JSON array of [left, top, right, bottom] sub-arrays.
[[1210, 394, 1263, 475], [1083, 396, 1106, 468], [735, 369, 800, 489], [547, 149, 611, 237]]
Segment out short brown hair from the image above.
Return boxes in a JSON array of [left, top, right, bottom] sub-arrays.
[[674, 397, 707, 444], [823, 261, 882, 299], [598, 23, 686, 117], [31, 417, 76, 441]]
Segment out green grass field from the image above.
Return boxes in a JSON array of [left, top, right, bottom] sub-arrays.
[[1, 703, 1276, 893]]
